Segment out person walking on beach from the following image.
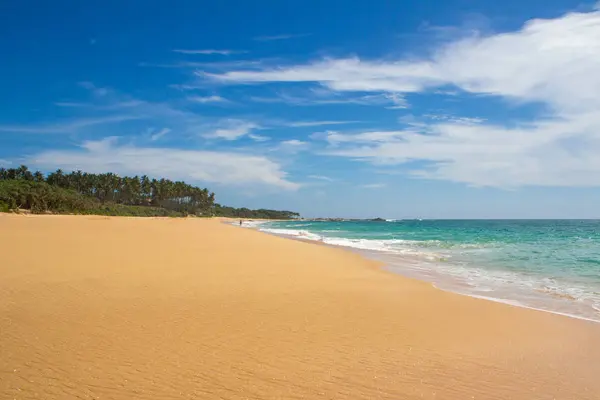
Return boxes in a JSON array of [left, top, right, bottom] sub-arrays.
[[239, 220, 243, 226]]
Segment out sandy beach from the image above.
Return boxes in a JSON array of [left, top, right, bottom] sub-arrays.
[[1, 214, 599, 399]]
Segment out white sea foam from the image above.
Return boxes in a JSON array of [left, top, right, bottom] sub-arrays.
[[261, 228, 323, 241], [454, 291, 600, 324], [381, 255, 600, 323], [232, 220, 268, 229], [257, 225, 600, 323], [260, 227, 441, 258], [259, 228, 496, 263]]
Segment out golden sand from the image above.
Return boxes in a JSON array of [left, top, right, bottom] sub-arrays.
[[1, 214, 599, 399]]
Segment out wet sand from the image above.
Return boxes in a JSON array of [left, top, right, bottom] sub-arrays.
[[1, 214, 599, 399]]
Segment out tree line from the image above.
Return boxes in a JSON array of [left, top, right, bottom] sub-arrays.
[[213, 204, 300, 220], [0, 165, 299, 219], [1, 165, 214, 215]]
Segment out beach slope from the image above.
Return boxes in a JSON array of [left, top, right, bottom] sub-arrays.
[[1, 214, 599, 399]]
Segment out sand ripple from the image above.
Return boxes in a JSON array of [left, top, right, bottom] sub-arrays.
[[1, 215, 599, 399]]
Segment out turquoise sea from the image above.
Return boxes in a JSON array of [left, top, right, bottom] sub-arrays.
[[252, 220, 600, 322]]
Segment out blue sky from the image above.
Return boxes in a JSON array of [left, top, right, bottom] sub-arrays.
[[2, 0, 600, 218]]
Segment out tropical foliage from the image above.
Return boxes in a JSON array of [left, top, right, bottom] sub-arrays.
[[0, 165, 298, 219], [0, 179, 184, 216], [213, 204, 300, 219]]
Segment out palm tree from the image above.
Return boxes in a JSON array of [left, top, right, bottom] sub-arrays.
[[140, 175, 151, 204], [0, 164, 230, 216], [33, 171, 45, 182], [73, 170, 84, 192], [16, 165, 33, 180]]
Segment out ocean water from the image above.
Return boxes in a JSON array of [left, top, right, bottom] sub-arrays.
[[251, 220, 600, 322]]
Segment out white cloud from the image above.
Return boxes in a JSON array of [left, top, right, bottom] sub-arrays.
[[384, 93, 409, 109], [421, 114, 486, 125], [169, 84, 207, 91], [150, 128, 171, 141], [286, 120, 361, 127], [203, 120, 260, 141], [145, 59, 267, 70], [247, 134, 270, 142], [319, 130, 407, 145], [250, 92, 409, 108], [281, 139, 307, 146], [206, 57, 436, 92], [205, 11, 600, 108], [207, 8, 600, 188], [308, 175, 333, 182], [274, 139, 310, 154], [253, 33, 311, 41], [173, 49, 245, 55], [0, 115, 141, 134], [0, 159, 12, 166], [188, 95, 230, 104], [26, 138, 299, 190], [208, 9, 600, 112], [321, 112, 600, 187]]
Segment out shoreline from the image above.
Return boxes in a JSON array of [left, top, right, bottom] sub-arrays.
[[238, 219, 600, 324], [3, 214, 600, 399]]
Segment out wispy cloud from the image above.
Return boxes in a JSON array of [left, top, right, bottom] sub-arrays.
[[188, 95, 230, 104], [208, 9, 600, 110], [0, 115, 141, 134], [308, 175, 334, 182], [208, 8, 600, 188], [75, 83, 208, 133], [54, 102, 88, 108], [319, 112, 600, 187], [169, 84, 207, 91], [281, 139, 307, 146], [362, 183, 386, 188], [318, 130, 407, 145], [78, 81, 109, 97], [55, 100, 144, 111], [145, 59, 268, 70], [173, 49, 246, 55], [2, 83, 204, 139], [150, 128, 171, 141], [253, 33, 311, 41], [421, 114, 485, 125], [384, 93, 409, 109], [250, 92, 409, 108], [276, 139, 310, 154], [286, 120, 362, 128], [203, 119, 261, 141], [248, 134, 270, 142], [26, 137, 299, 190]]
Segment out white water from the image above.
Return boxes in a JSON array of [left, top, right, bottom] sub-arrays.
[[235, 222, 600, 323]]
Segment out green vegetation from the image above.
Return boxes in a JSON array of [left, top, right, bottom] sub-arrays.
[[0, 178, 187, 216], [213, 204, 300, 220], [0, 165, 212, 216], [0, 165, 299, 219]]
